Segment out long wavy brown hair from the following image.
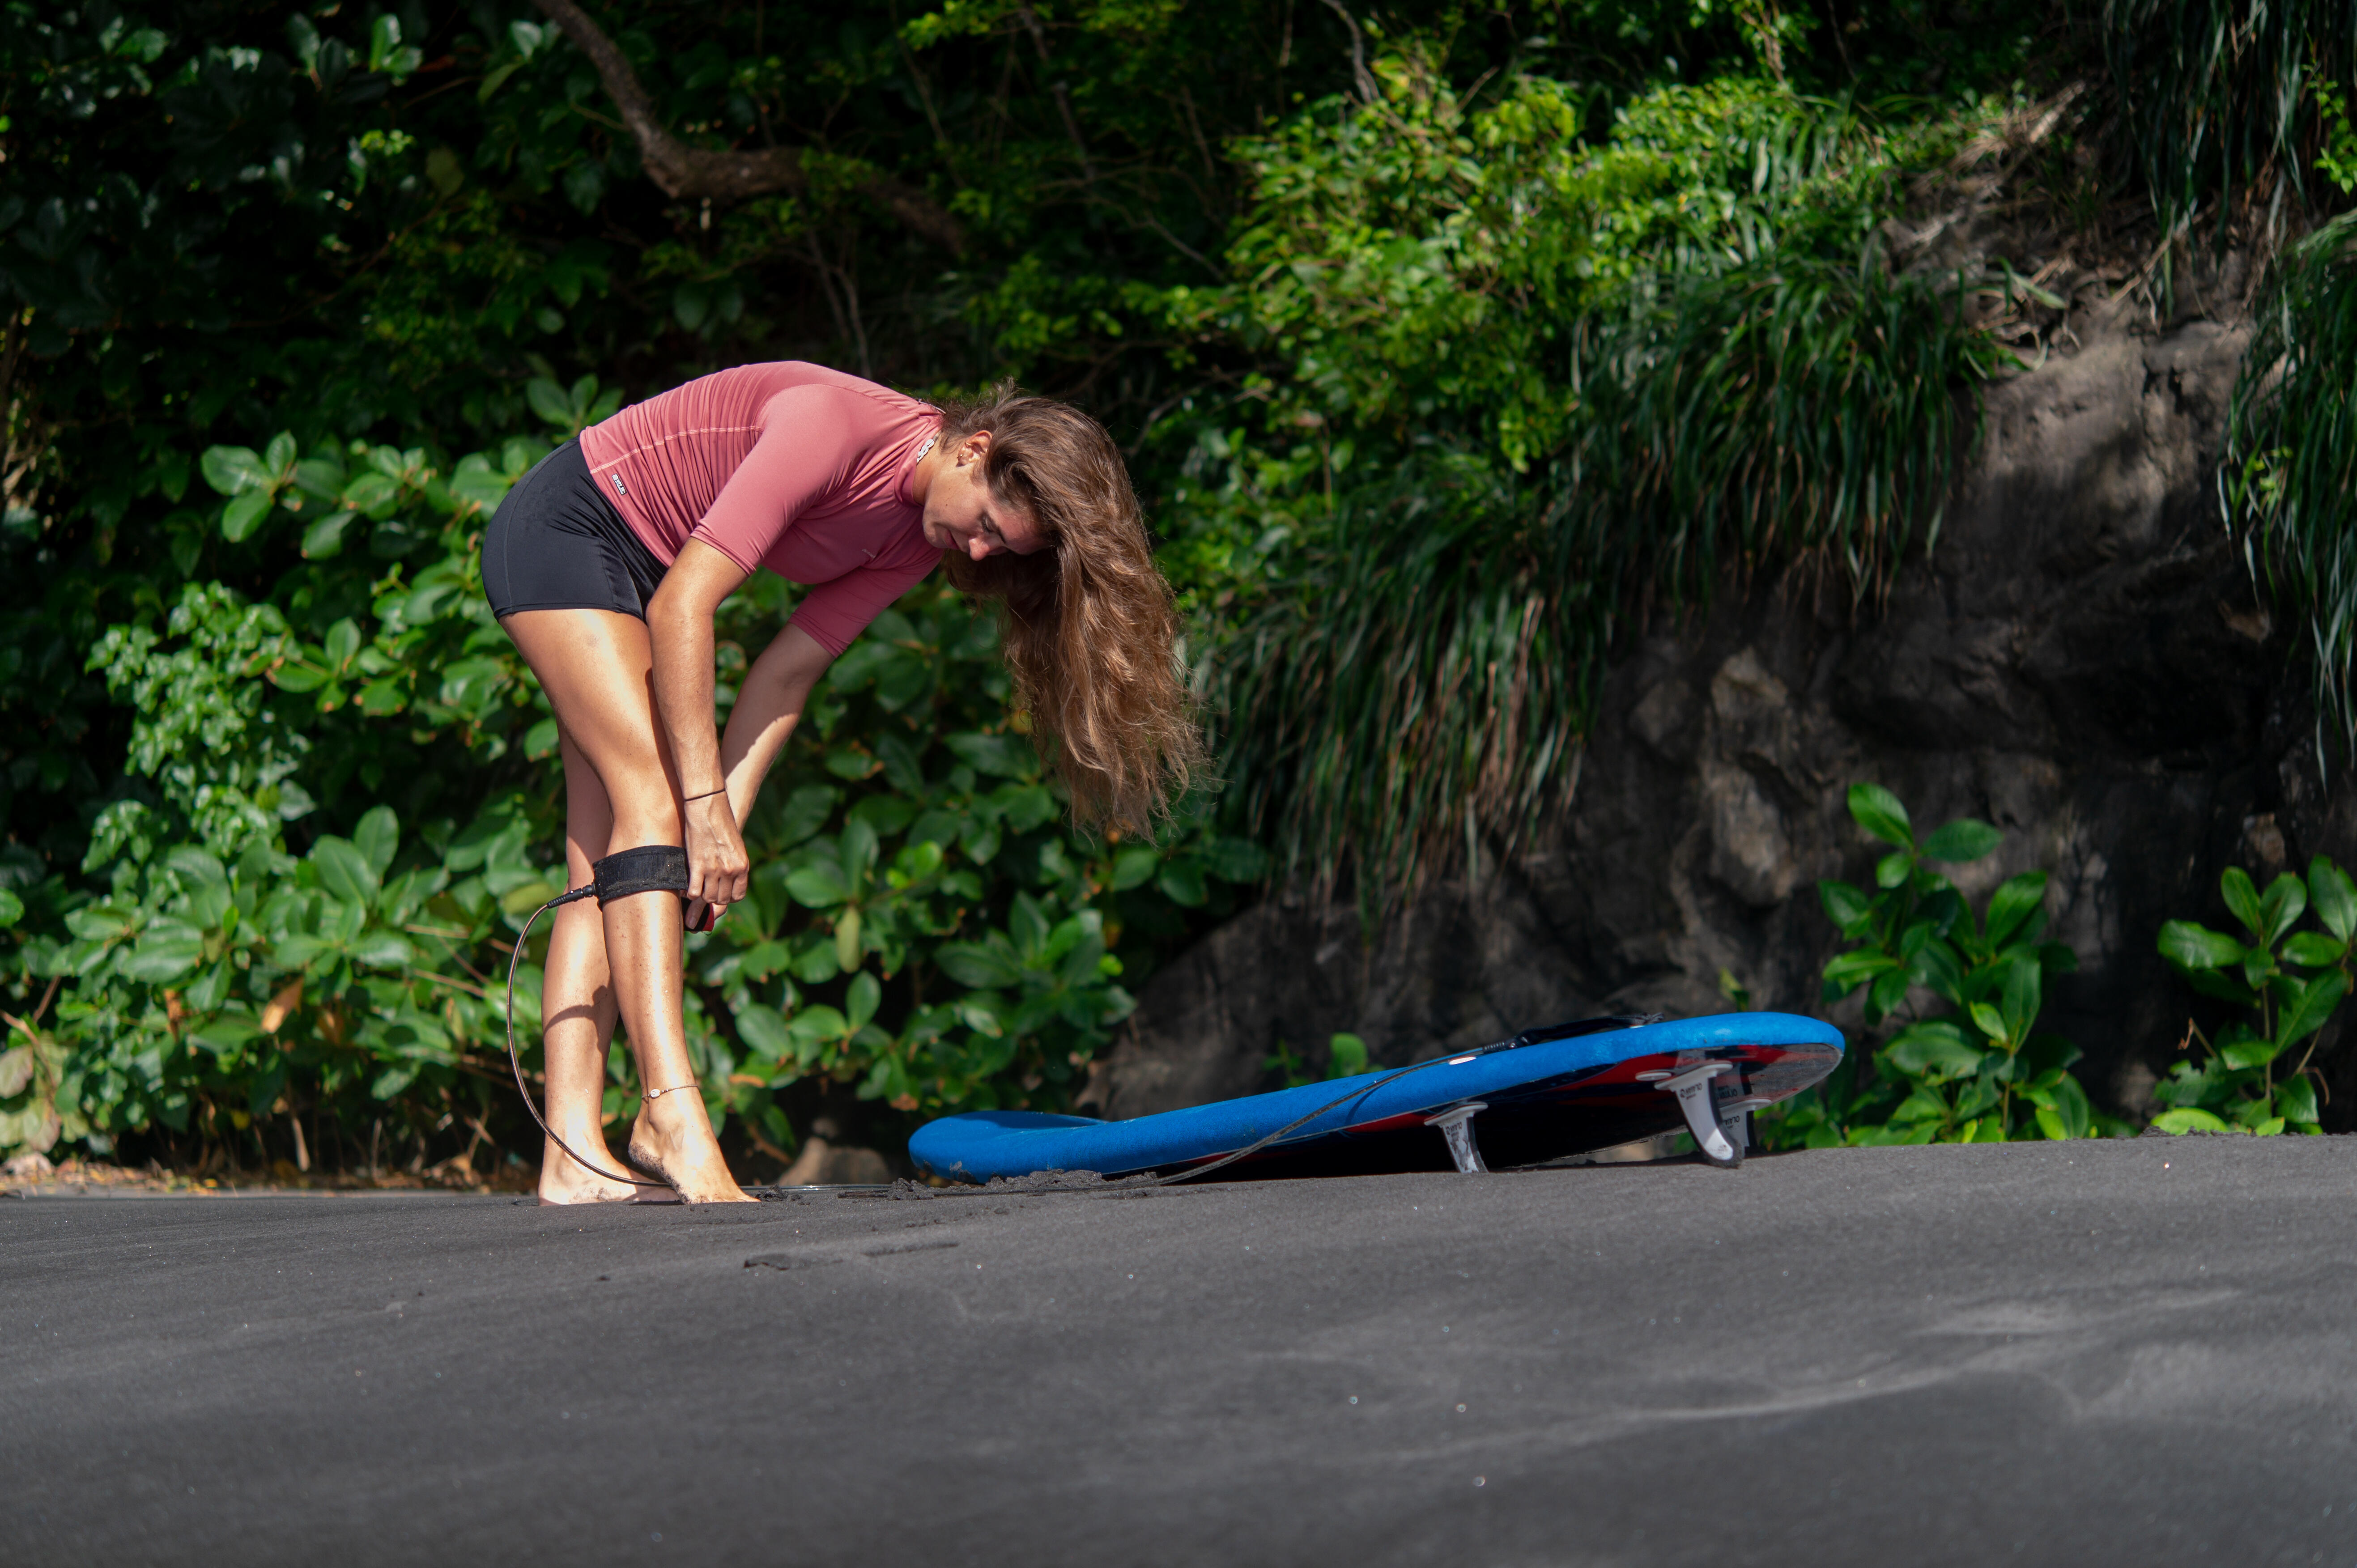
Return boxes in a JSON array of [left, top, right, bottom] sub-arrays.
[[935, 385, 1205, 835]]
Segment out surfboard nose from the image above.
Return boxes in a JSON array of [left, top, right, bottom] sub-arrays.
[[908, 1111, 1103, 1181]]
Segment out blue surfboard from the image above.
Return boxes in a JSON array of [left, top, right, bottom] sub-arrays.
[[910, 1011, 1843, 1184]]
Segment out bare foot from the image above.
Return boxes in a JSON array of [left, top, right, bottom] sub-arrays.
[[628, 1092, 753, 1203], [537, 1132, 672, 1205]]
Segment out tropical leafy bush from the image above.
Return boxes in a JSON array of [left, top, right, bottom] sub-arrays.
[[1765, 784, 2101, 1147], [2151, 858, 2357, 1135]]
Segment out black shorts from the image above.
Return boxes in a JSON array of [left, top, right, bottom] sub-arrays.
[[481, 440, 667, 619]]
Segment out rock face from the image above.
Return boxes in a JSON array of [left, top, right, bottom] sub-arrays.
[[1093, 318, 2357, 1128]]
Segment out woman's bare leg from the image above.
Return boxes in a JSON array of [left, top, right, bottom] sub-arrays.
[[533, 730, 645, 1204], [502, 607, 751, 1204]]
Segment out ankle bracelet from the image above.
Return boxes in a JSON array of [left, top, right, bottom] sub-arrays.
[[643, 1083, 701, 1101]]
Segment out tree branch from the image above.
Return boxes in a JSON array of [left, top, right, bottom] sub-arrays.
[[529, 0, 965, 252], [1317, 0, 1378, 104]]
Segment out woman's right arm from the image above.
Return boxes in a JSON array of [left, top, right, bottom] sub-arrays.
[[646, 555, 831, 926], [647, 541, 755, 919]]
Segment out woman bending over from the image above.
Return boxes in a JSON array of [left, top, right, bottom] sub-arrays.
[[481, 362, 1201, 1203]]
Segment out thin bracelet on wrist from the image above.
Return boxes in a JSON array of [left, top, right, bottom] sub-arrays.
[[681, 786, 728, 803]]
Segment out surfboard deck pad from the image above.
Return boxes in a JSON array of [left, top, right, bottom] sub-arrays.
[[910, 1011, 1843, 1185]]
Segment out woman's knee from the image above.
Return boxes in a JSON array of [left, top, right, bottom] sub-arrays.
[[606, 800, 685, 851], [565, 756, 675, 854], [569, 736, 675, 839]]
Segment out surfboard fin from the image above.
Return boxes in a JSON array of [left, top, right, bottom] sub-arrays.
[[1640, 1062, 1746, 1168], [1422, 1101, 1489, 1174]]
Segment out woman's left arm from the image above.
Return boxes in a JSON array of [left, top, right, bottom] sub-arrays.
[[718, 620, 835, 823]]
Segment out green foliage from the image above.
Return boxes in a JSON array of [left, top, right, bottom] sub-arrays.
[[1191, 47, 2008, 891], [1, 0, 1424, 875], [0, 0, 1472, 1169], [2150, 857, 2355, 1135], [2313, 76, 2357, 195], [2103, 0, 2357, 236], [2224, 212, 2357, 753], [15, 0, 2354, 1168], [1763, 783, 2102, 1147], [1264, 1031, 1372, 1089]]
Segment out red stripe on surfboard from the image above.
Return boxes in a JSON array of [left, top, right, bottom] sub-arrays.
[[1160, 1042, 1817, 1168]]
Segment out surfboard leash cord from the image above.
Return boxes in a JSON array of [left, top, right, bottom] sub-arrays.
[[1147, 1013, 1660, 1187], [505, 862, 1667, 1198], [505, 846, 706, 1192]]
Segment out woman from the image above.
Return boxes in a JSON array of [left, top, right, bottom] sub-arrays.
[[481, 362, 1201, 1204]]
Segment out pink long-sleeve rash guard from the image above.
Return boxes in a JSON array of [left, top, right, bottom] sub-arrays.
[[577, 361, 944, 658]]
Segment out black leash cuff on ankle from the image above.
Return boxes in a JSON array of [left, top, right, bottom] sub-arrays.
[[545, 845, 692, 909], [589, 844, 690, 905]]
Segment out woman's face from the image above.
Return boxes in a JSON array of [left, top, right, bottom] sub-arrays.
[[921, 432, 1050, 562]]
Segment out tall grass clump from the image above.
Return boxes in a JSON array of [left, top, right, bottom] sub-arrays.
[[2224, 211, 2357, 751], [1191, 47, 2006, 896], [2104, 0, 2357, 238], [1215, 453, 1597, 895], [1218, 256, 1999, 893], [1567, 252, 2001, 610]]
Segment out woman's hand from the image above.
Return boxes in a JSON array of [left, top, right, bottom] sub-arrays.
[[681, 791, 750, 930]]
